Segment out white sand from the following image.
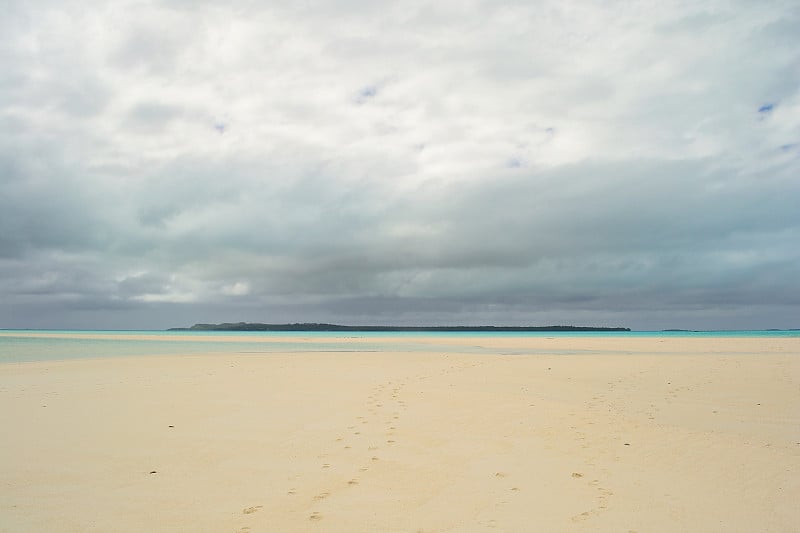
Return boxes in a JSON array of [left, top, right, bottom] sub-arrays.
[[1, 335, 798, 532]]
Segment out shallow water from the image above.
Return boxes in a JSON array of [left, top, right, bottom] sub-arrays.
[[0, 329, 796, 363]]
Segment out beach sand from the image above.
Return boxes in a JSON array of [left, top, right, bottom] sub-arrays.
[[1, 336, 798, 532]]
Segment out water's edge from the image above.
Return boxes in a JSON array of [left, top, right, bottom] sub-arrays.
[[1, 329, 797, 364]]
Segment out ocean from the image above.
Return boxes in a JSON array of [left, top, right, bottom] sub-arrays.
[[0, 329, 797, 364]]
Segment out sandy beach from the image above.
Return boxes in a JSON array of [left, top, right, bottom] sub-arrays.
[[1, 335, 798, 532]]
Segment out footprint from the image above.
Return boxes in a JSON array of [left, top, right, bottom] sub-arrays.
[[242, 505, 263, 514], [348, 479, 359, 485], [572, 472, 583, 478], [313, 492, 330, 501], [309, 512, 323, 521], [371, 456, 379, 461], [322, 464, 331, 469]]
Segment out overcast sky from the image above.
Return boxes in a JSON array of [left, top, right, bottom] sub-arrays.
[[1, 0, 798, 330]]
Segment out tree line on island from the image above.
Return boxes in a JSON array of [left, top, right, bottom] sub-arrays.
[[168, 322, 631, 332]]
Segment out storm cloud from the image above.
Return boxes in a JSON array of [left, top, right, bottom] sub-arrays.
[[1, 0, 798, 330]]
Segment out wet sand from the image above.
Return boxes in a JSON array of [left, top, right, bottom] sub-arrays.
[[1, 336, 798, 532]]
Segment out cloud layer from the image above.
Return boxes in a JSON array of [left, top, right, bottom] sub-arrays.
[[1, 0, 799, 329]]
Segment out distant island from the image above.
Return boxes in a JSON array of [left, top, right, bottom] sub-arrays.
[[168, 322, 631, 332]]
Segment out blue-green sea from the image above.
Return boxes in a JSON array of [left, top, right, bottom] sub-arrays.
[[0, 329, 797, 364]]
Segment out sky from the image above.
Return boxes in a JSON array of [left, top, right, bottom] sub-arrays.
[[1, 0, 799, 330]]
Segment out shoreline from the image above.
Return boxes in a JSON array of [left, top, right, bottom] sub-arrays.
[[2, 333, 799, 365]]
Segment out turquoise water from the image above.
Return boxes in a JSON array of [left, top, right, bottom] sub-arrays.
[[0, 334, 416, 364], [0, 331, 467, 363], [4, 329, 799, 338], [0, 329, 797, 364]]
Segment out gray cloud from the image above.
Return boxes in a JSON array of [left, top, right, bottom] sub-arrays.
[[0, 0, 798, 330]]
